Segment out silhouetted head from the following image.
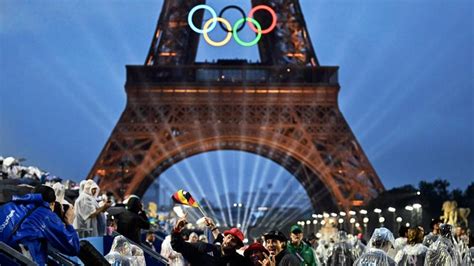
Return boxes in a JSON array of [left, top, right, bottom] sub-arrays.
[[126, 196, 142, 213]]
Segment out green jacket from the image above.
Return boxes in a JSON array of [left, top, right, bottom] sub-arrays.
[[286, 241, 317, 266]]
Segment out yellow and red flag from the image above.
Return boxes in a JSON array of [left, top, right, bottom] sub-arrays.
[[171, 190, 199, 207]]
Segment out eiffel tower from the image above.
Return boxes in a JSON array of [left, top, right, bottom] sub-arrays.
[[87, 0, 384, 212]]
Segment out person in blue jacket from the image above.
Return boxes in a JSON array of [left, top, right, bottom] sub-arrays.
[[0, 185, 80, 265]]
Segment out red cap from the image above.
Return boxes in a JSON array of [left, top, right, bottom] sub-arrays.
[[223, 228, 244, 247], [244, 242, 269, 257]]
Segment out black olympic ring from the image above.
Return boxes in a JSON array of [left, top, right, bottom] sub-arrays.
[[218, 5, 246, 33]]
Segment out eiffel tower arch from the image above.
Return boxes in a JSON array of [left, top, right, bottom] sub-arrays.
[[87, 0, 384, 212]]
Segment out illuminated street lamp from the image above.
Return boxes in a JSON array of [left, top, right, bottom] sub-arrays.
[[379, 216, 385, 226], [313, 219, 318, 233], [396, 217, 403, 223], [360, 209, 368, 215], [405, 222, 410, 227], [388, 207, 396, 231], [362, 217, 369, 239], [349, 218, 356, 234], [413, 203, 422, 224], [339, 211, 346, 217], [312, 214, 318, 218], [323, 213, 330, 218], [374, 208, 382, 214], [349, 210, 356, 216], [338, 218, 344, 230], [331, 213, 338, 217], [405, 206, 413, 211]]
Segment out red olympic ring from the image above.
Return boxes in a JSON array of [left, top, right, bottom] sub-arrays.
[[247, 5, 277, 34]]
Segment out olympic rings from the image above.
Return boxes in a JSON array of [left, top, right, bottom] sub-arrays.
[[233, 18, 262, 47], [218, 5, 246, 33], [203, 17, 233, 47], [248, 5, 277, 34], [188, 4, 277, 47], [188, 5, 217, 34]]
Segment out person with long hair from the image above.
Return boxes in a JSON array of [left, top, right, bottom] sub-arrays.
[[395, 227, 428, 266]]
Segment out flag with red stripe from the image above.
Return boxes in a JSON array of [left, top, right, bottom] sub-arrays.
[[171, 190, 199, 207]]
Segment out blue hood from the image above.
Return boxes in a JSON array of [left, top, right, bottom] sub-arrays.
[[12, 193, 49, 208]]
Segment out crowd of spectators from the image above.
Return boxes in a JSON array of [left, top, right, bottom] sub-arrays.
[[1, 156, 473, 265]]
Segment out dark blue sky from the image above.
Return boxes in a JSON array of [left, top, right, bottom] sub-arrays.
[[1, 0, 472, 198]]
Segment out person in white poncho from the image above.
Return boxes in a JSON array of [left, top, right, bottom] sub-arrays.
[[424, 224, 462, 266], [73, 180, 110, 237], [105, 235, 145, 266], [354, 227, 396, 266], [395, 227, 428, 266]]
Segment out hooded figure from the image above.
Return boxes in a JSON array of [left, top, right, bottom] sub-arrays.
[[354, 227, 396, 266], [115, 195, 150, 244], [0, 185, 80, 265], [424, 224, 461, 266], [161, 234, 186, 266], [105, 235, 144, 266], [73, 180, 104, 237], [327, 231, 356, 266]]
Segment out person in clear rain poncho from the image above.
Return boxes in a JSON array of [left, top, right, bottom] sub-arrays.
[[424, 224, 462, 266], [395, 227, 428, 266], [105, 235, 145, 266], [350, 234, 366, 260], [315, 238, 332, 265], [461, 235, 473, 266], [327, 231, 356, 266], [354, 227, 396, 266], [73, 180, 110, 237]]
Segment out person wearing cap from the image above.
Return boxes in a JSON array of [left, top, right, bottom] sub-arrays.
[[244, 242, 270, 266], [287, 224, 318, 265], [263, 230, 300, 266], [171, 216, 252, 265]]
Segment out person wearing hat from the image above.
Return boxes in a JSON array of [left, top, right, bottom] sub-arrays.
[[171, 215, 252, 265], [262, 230, 300, 266], [287, 224, 318, 265], [244, 242, 270, 266]]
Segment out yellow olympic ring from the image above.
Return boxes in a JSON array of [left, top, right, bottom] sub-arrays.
[[203, 17, 232, 47]]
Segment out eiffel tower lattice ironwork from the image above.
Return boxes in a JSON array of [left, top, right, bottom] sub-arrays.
[[87, 0, 384, 212]]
